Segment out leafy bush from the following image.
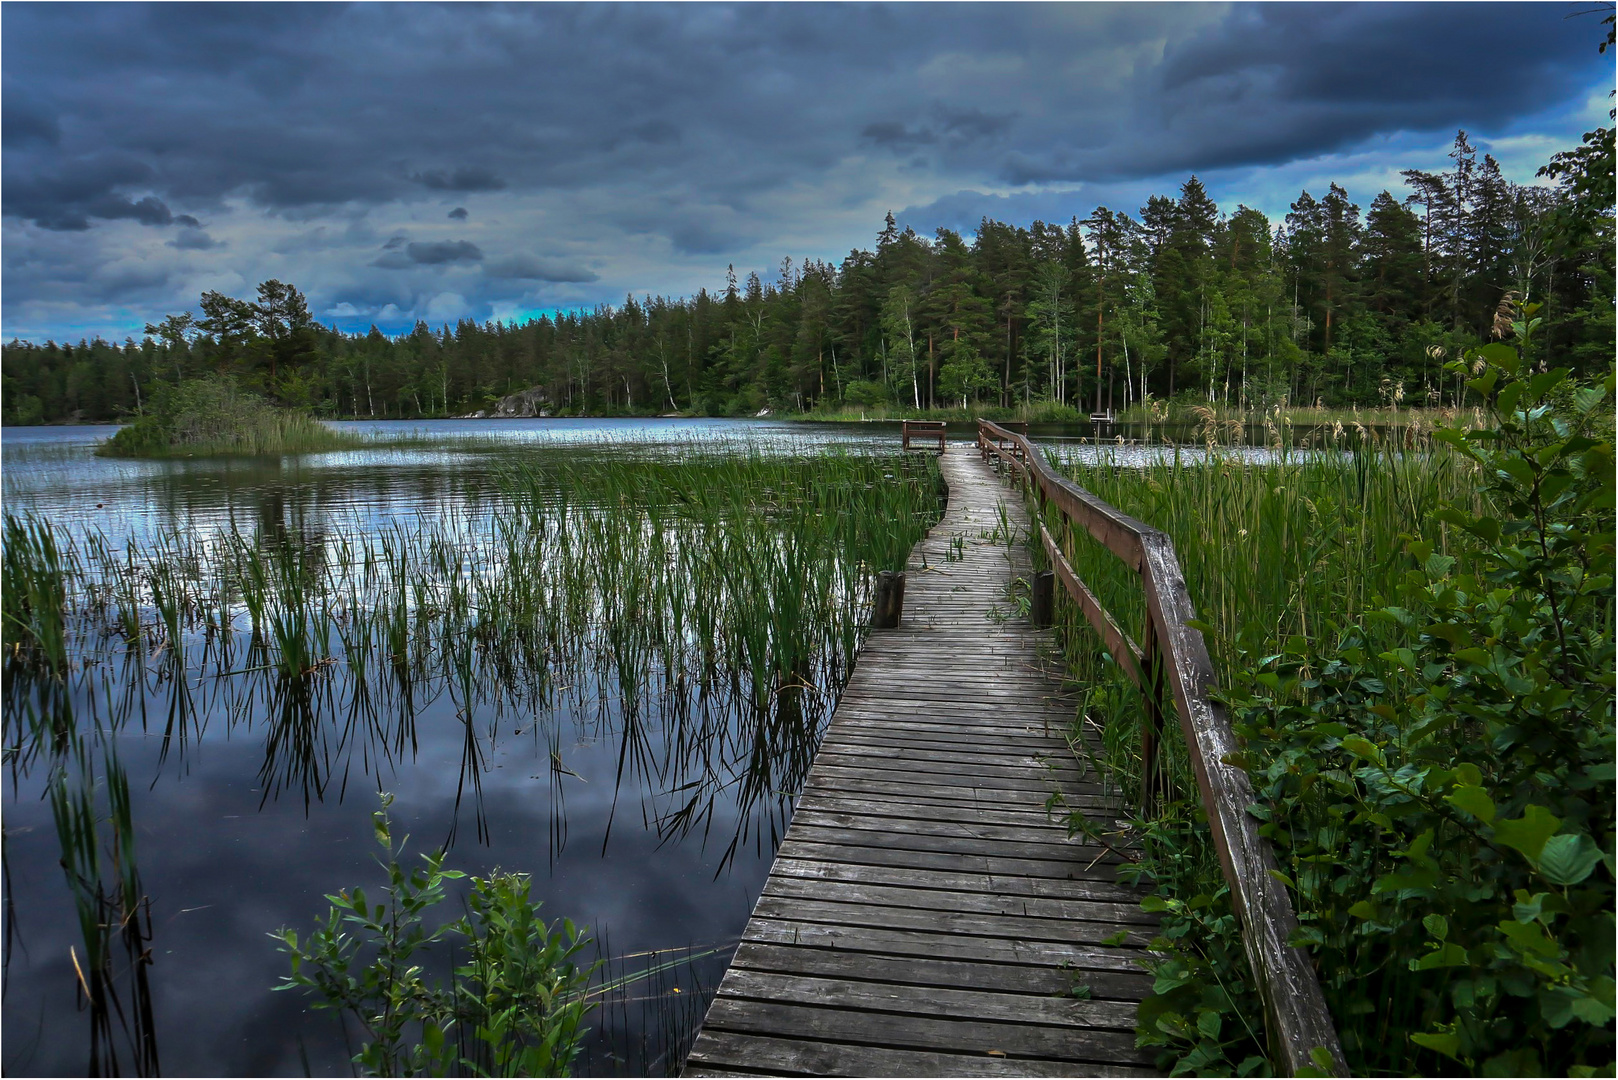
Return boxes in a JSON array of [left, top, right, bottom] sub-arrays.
[[273, 796, 595, 1077], [1154, 319, 1613, 1075], [101, 375, 360, 457], [841, 379, 892, 408]]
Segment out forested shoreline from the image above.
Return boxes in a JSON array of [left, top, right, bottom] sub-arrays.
[[4, 128, 1611, 427]]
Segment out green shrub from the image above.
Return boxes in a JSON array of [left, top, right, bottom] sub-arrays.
[[1153, 323, 1614, 1075], [273, 796, 595, 1077], [842, 379, 892, 408], [1047, 315, 1613, 1075], [100, 376, 360, 457]]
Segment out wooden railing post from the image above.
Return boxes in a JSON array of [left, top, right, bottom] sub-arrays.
[[872, 570, 905, 628], [1138, 615, 1168, 818], [1030, 570, 1054, 628]]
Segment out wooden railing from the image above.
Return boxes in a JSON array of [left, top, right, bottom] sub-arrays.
[[975, 419, 1347, 1078]]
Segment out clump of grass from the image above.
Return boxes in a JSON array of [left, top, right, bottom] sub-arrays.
[[98, 376, 361, 458]]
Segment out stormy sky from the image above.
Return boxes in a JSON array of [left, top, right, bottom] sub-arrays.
[[2, 2, 1610, 343]]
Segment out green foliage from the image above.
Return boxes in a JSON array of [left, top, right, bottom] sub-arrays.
[[1045, 314, 1613, 1074], [1208, 325, 1614, 1074], [273, 795, 595, 1077], [937, 340, 997, 407], [99, 375, 360, 458]]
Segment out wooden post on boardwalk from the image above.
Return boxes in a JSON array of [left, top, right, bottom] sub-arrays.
[[1031, 569, 1055, 627], [872, 570, 905, 628]]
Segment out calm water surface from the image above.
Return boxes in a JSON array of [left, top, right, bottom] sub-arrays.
[[0, 418, 927, 1077]]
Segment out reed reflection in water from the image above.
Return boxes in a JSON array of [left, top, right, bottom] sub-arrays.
[[2, 444, 943, 1076]]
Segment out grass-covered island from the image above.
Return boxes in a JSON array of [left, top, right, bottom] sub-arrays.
[[98, 375, 362, 458]]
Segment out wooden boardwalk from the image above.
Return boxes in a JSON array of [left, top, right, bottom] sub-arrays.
[[685, 444, 1158, 1078]]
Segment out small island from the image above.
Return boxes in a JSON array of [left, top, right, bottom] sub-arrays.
[[99, 374, 361, 457]]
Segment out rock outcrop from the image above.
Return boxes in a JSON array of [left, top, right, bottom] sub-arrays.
[[488, 386, 551, 418]]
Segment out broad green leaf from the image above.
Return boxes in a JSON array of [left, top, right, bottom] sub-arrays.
[[1411, 1031, 1462, 1060], [1423, 914, 1449, 940], [1492, 805, 1561, 865], [1340, 737, 1383, 764], [1445, 784, 1496, 824], [1537, 833, 1603, 886], [1495, 381, 1525, 415], [1540, 988, 1578, 1028], [1571, 994, 1617, 1026], [1496, 918, 1560, 959], [1529, 369, 1569, 400], [1496, 457, 1536, 488], [1413, 943, 1468, 969]]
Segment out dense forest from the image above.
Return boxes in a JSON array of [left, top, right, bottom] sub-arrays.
[[4, 127, 1612, 426]]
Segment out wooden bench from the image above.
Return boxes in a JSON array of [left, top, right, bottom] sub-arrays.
[[900, 420, 947, 452]]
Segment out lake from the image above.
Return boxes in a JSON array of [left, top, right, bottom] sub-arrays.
[[2, 414, 1284, 1077], [2, 417, 961, 1077]]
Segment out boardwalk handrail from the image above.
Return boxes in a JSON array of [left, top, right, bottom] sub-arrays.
[[975, 418, 1347, 1078]]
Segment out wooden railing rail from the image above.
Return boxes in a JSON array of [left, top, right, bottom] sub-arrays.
[[975, 418, 1347, 1078]]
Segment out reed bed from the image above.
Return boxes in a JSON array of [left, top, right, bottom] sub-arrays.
[[1, 443, 943, 1073], [1036, 433, 1481, 813], [1030, 433, 1501, 1073]]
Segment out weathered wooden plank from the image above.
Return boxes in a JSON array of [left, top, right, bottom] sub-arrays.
[[821, 726, 1077, 754], [786, 809, 1098, 851], [801, 764, 1117, 801], [686, 1030, 1158, 1077], [815, 741, 1088, 775], [715, 969, 1140, 1030], [775, 837, 1132, 882], [729, 941, 1154, 1000], [748, 895, 1153, 948], [764, 857, 1146, 905], [698, 998, 1154, 1064], [760, 875, 1157, 925], [791, 793, 1077, 830], [781, 822, 1120, 866], [798, 774, 1124, 812], [809, 749, 1078, 783], [816, 725, 1072, 750], [742, 917, 1151, 974]]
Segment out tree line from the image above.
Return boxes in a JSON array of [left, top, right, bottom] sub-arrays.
[[4, 127, 1611, 426]]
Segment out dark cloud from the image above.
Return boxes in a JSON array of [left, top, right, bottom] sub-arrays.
[[412, 167, 507, 193], [405, 240, 483, 264], [864, 104, 1014, 153], [2, 97, 60, 148], [862, 121, 937, 150], [167, 228, 222, 251], [0, 2, 1606, 340], [484, 255, 598, 282]]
